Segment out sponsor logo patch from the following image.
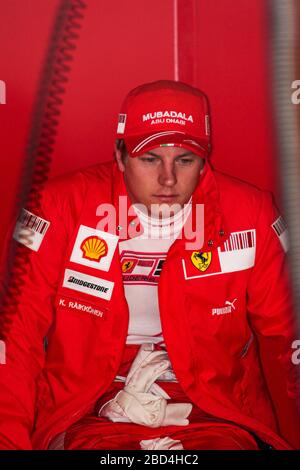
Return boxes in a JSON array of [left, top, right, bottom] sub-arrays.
[[120, 250, 166, 285], [142, 110, 194, 123], [121, 260, 136, 273], [62, 269, 114, 301], [70, 225, 118, 272], [217, 229, 256, 274], [117, 113, 127, 134], [212, 298, 237, 316], [271, 216, 289, 253], [191, 251, 212, 272], [183, 229, 256, 280], [13, 208, 50, 251], [219, 230, 255, 252], [80, 236, 108, 261]]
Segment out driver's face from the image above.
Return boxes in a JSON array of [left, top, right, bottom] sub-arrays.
[[116, 146, 205, 217]]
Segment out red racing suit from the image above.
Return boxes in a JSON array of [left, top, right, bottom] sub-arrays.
[[0, 160, 299, 450]]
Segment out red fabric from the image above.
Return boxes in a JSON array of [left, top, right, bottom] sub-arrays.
[[0, 160, 299, 450], [63, 416, 260, 450]]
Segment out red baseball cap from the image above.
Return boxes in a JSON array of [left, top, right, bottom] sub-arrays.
[[116, 80, 211, 158]]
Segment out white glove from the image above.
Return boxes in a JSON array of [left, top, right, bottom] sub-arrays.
[[98, 343, 192, 428], [140, 436, 184, 450]]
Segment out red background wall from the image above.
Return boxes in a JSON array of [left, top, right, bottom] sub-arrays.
[[0, 0, 279, 249]]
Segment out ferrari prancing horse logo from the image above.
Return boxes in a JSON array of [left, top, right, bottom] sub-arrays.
[[191, 251, 212, 272], [122, 260, 135, 273]]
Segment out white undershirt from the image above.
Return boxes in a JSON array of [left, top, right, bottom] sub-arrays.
[[119, 198, 192, 346]]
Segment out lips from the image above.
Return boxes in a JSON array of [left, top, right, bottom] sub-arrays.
[[154, 195, 179, 202]]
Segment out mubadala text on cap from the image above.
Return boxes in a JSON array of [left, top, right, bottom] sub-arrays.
[[143, 110, 194, 122]]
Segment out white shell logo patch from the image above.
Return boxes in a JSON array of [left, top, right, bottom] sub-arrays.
[[80, 236, 108, 261], [70, 225, 119, 272]]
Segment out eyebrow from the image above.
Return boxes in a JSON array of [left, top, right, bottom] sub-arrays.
[[145, 151, 195, 158]]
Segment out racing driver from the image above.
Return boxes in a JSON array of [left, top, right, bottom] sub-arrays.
[[0, 80, 299, 450]]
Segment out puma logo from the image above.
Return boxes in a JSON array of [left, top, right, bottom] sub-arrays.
[[212, 298, 238, 316], [225, 298, 237, 310]]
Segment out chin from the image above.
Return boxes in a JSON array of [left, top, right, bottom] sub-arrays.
[[149, 202, 183, 219]]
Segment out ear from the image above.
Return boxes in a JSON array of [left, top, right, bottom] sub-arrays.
[[114, 142, 125, 172], [200, 158, 205, 175]]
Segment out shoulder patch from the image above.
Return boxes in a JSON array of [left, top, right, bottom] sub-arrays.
[[271, 215, 289, 253], [13, 208, 50, 251]]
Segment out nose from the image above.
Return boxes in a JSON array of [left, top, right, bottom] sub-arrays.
[[158, 162, 177, 187]]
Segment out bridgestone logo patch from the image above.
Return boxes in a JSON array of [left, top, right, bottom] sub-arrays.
[[63, 269, 114, 301], [68, 276, 108, 293]]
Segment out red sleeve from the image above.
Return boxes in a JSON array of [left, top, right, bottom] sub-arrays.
[[0, 185, 68, 449], [247, 191, 300, 449]]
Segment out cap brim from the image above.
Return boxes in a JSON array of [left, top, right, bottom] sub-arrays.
[[124, 132, 209, 158]]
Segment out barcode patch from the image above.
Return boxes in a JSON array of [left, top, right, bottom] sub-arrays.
[[272, 216, 287, 237], [18, 208, 49, 235], [220, 230, 255, 252], [272, 216, 289, 252], [13, 208, 50, 252], [117, 113, 127, 134]]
